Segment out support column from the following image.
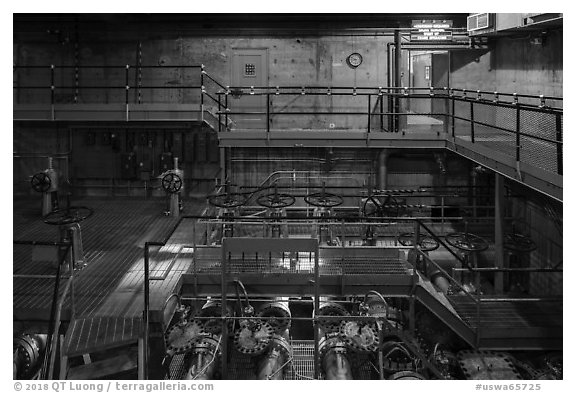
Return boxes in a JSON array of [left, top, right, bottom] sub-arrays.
[[394, 30, 402, 132], [494, 173, 505, 293]]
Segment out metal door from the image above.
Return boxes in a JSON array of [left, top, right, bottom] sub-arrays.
[[230, 49, 268, 129]]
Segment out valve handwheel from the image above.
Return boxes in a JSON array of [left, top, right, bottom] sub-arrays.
[[445, 232, 489, 252], [31, 172, 51, 193], [304, 192, 343, 208], [363, 194, 400, 217], [504, 233, 537, 253], [208, 193, 247, 209], [398, 232, 440, 252], [161, 173, 182, 194], [43, 206, 94, 225], [256, 191, 295, 209]]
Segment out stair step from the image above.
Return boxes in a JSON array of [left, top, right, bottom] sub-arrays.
[[67, 353, 137, 380], [63, 317, 142, 357]]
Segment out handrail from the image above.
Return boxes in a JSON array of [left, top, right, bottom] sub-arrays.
[[13, 241, 74, 380]]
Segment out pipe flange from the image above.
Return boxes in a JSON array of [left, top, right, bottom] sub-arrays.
[[165, 320, 205, 355], [339, 320, 379, 353], [192, 334, 222, 355], [14, 334, 45, 379], [234, 321, 274, 356], [318, 334, 349, 363], [195, 302, 233, 334], [257, 302, 292, 333], [268, 334, 293, 359], [317, 302, 350, 333]]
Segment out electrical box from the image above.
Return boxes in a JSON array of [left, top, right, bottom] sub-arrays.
[[120, 152, 137, 179]]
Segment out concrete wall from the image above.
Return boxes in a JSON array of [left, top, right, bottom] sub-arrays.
[[450, 29, 562, 97], [14, 35, 392, 130]]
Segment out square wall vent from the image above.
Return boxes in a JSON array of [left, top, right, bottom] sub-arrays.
[[467, 13, 492, 31]]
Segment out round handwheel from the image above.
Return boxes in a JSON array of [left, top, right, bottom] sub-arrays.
[[445, 232, 489, 252], [31, 172, 51, 193], [161, 173, 182, 194], [398, 232, 440, 252], [207, 193, 247, 209], [504, 233, 537, 253], [257, 192, 295, 209], [304, 192, 343, 208], [362, 194, 399, 217], [43, 206, 94, 225]]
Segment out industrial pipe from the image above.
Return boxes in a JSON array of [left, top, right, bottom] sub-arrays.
[[318, 336, 353, 380], [13, 334, 47, 379], [185, 334, 221, 380], [256, 333, 292, 380], [376, 150, 389, 190]]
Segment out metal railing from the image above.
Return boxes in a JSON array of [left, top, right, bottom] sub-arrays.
[[14, 64, 563, 176], [13, 240, 73, 380]]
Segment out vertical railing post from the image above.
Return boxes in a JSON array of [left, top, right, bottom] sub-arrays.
[[443, 87, 449, 134], [125, 65, 130, 121], [470, 101, 475, 143], [221, 244, 228, 380], [388, 92, 393, 132], [50, 65, 55, 121], [313, 244, 320, 380], [515, 106, 521, 163], [556, 113, 563, 175], [367, 93, 372, 133], [379, 88, 384, 131], [266, 91, 270, 133], [200, 64, 205, 123], [218, 94, 222, 133], [451, 90, 455, 138], [225, 87, 229, 131], [143, 242, 150, 380]]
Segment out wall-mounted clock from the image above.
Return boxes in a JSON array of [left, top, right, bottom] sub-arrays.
[[346, 52, 363, 68]]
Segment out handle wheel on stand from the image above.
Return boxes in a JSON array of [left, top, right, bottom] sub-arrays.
[[43, 206, 94, 226], [161, 173, 183, 194], [31, 172, 51, 193], [445, 232, 489, 252], [398, 232, 440, 252], [362, 194, 399, 218]]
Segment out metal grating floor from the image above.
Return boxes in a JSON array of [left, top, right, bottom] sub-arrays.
[[13, 198, 202, 321], [449, 297, 563, 329]]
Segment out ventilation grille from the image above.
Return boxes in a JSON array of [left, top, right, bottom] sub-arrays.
[[467, 13, 491, 31]]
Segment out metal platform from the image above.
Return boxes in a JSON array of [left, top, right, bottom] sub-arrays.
[[13, 198, 200, 324]]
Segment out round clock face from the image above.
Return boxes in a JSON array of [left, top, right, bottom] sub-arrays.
[[347, 52, 363, 68]]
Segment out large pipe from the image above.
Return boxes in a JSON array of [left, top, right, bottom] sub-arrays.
[[256, 333, 292, 380], [13, 334, 47, 379], [185, 335, 221, 380], [376, 150, 389, 190], [322, 345, 353, 379]]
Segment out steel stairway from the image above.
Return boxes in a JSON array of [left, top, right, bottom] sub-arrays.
[[414, 274, 563, 351]]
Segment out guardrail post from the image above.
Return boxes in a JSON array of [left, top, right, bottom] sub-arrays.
[[470, 101, 475, 143], [200, 64, 205, 123], [556, 113, 563, 175], [367, 93, 372, 133], [218, 94, 222, 133], [451, 90, 455, 137], [266, 91, 270, 133], [143, 242, 150, 379], [379, 88, 384, 131], [125, 65, 130, 121], [515, 106, 521, 163], [225, 87, 229, 131], [50, 65, 55, 120]]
